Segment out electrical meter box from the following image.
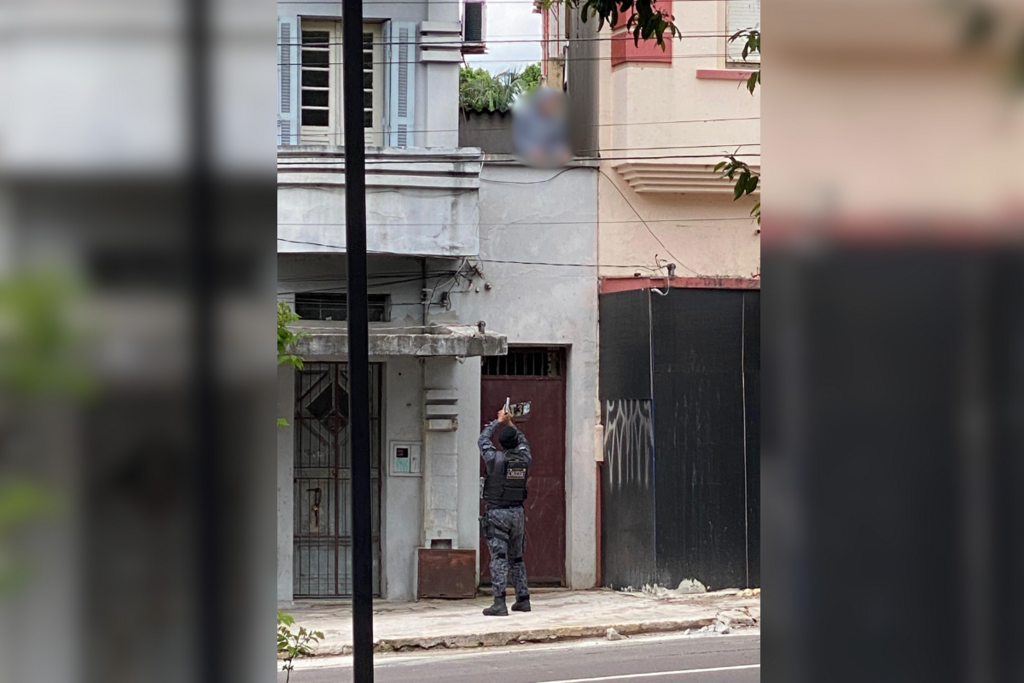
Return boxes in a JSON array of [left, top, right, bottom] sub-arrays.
[[389, 441, 422, 477]]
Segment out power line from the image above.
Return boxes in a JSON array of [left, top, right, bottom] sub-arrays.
[[277, 116, 758, 137], [277, 237, 676, 271], [277, 216, 759, 228], [475, 166, 577, 184], [281, 0, 735, 4], [597, 168, 701, 276], [278, 33, 742, 47], [280, 51, 753, 66], [278, 141, 759, 155], [277, 152, 760, 164]]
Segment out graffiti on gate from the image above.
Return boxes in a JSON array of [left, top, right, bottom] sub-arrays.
[[604, 399, 654, 490]]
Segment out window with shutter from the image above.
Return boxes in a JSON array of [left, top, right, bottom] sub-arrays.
[[726, 0, 760, 65], [298, 20, 384, 146], [279, 18, 299, 145], [386, 22, 416, 148]]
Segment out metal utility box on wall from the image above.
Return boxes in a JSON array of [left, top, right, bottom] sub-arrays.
[[417, 549, 477, 598], [389, 441, 422, 476]]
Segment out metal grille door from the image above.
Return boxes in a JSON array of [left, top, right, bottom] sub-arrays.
[[294, 362, 381, 597]]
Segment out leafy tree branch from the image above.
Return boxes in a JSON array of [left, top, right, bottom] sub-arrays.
[[277, 301, 305, 428], [715, 155, 760, 225], [543, 0, 680, 47], [717, 29, 761, 223]]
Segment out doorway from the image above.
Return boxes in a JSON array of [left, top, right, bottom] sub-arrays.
[[480, 348, 567, 586]]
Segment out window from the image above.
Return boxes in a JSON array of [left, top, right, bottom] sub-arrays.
[[299, 21, 384, 146], [294, 293, 390, 322], [482, 349, 564, 377], [726, 0, 760, 65]]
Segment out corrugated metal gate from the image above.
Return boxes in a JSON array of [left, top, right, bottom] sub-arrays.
[[599, 287, 760, 590], [293, 362, 381, 597], [480, 348, 567, 586]]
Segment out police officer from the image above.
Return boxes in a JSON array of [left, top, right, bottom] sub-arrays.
[[478, 406, 532, 616]]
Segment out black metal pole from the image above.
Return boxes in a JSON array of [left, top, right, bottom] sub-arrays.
[[186, 0, 220, 679], [341, 0, 374, 679]]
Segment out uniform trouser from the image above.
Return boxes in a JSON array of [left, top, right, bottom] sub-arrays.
[[484, 506, 529, 601]]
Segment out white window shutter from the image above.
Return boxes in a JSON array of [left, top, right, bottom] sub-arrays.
[[386, 21, 417, 148], [726, 0, 760, 65], [278, 17, 299, 145]]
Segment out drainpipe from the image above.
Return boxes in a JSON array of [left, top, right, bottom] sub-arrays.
[[596, 460, 603, 587], [421, 258, 429, 329], [420, 257, 428, 550]]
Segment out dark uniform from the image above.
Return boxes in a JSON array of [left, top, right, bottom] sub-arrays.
[[479, 420, 532, 613]]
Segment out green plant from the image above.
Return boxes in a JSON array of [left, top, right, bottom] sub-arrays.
[[277, 301, 305, 428], [0, 271, 93, 398], [0, 271, 83, 597], [459, 65, 541, 113], [542, 0, 680, 47], [0, 479, 58, 596], [277, 610, 324, 682], [715, 155, 760, 225], [715, 29, 761, 224], [521, 63, 543, 92], [729, 29, 761, 95]]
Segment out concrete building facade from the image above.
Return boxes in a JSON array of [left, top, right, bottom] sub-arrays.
[[277, 0, 599, 603], [541, 0, 762, 589]]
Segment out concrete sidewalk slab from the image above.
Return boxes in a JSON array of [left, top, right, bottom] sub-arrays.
[[284, 589, 761, 656]]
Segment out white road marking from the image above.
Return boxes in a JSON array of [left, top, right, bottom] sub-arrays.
[[534, 664, 761, 682]]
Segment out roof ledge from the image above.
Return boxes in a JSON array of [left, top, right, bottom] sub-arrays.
[[291, 324, 507, 359]]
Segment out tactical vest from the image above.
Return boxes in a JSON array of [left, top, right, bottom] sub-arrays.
[[483, 448, 529, 506]]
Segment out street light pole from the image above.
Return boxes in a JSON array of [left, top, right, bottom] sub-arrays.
[[341, 0, 374, 679]]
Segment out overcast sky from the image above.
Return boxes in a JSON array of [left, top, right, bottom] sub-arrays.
[[464, 1, 542, 74]]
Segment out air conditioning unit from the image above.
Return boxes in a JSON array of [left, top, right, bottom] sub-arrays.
[[462, 0, 486, 54]]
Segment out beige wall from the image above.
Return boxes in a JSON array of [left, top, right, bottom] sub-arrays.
[[597, 0, 761, 278]]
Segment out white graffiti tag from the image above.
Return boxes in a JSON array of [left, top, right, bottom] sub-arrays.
[[604, 399, 654, 490]]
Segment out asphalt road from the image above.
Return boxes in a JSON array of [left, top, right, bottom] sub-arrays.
[[280, 632, 760, 683]]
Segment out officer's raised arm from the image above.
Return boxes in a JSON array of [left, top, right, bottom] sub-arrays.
[[478, 419, 500, 464]]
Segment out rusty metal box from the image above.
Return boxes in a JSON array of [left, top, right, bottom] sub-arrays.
[[417, 548, 477, 599]]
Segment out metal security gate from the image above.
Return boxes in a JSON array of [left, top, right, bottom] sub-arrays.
[[294, 362, 382, 597]]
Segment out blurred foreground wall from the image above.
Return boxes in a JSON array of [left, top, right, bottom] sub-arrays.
[[0, 1, 278, 682], [764, 2, 1024, 682]]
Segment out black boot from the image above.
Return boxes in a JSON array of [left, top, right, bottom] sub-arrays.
[[511, 598, 531, 612], [483, 597, 508, 616]]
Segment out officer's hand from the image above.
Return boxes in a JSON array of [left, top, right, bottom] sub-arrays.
[[498, 408, 512, 425]]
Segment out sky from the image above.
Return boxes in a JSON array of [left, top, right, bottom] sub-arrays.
[[463, 0, 542, 74]]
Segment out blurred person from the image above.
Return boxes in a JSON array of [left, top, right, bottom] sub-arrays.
[[512, 87, 573, 167]]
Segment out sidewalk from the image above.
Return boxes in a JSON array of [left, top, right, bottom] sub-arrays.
[[285, 587, 761, 656]]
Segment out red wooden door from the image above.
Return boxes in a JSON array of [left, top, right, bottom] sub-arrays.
[[480, 349, 566, 586]]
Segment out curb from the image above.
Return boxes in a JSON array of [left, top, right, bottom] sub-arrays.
[[315, 616, 719, 656]]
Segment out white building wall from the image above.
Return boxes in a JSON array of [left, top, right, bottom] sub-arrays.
[[454, 162, 601, 589], [381, 356, 424, 601]]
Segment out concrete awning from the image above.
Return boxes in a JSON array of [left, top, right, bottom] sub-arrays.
[[291, 324, 507, 360]]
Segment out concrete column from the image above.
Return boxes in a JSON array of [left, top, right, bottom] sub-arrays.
[[418, 0, 462, 149], [456, 360, 483, 555], [277, 364, 295, 605], [382, 357, 424, 601], [422, 358, 461, 546]]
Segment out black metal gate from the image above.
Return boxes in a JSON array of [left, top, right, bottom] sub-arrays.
[[293, 362, 381, 597]]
